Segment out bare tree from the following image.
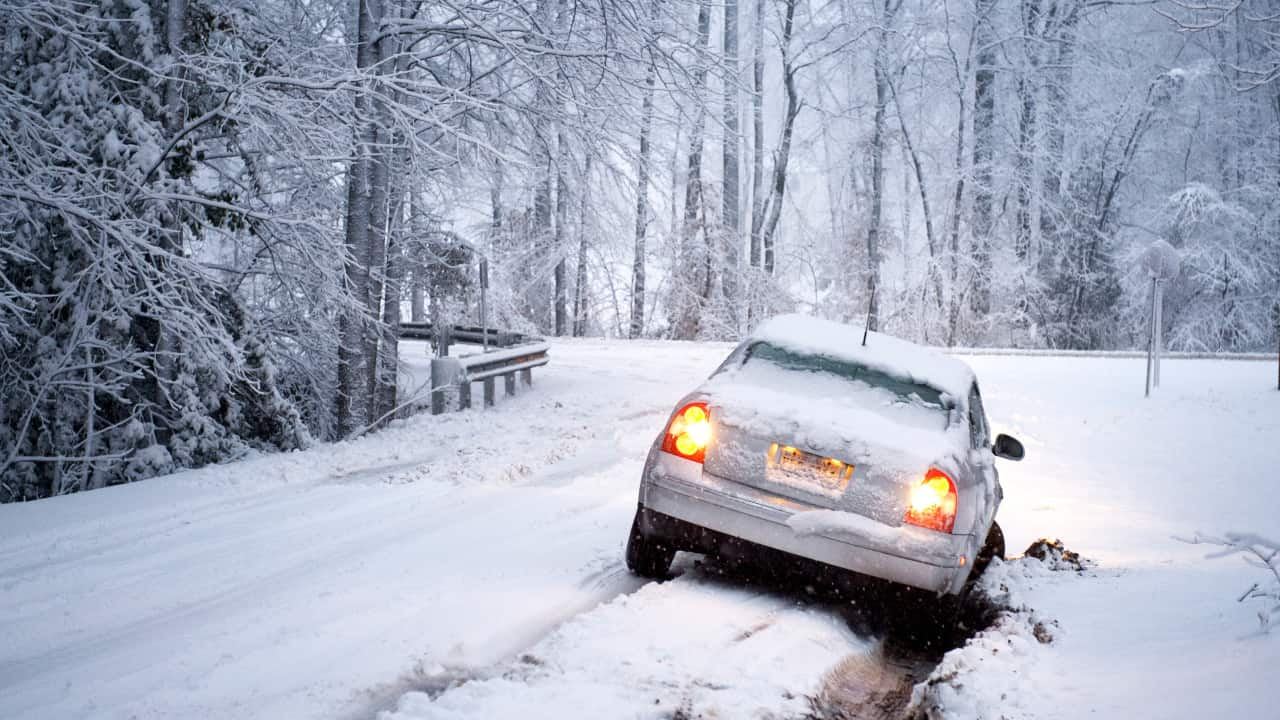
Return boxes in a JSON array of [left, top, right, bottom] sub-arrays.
[[722, 0, 742, 328], [970, 0, 998, 318], [865, 0, 905, 332], [756, 0, 802, 276], [631, 58, 657, 338]]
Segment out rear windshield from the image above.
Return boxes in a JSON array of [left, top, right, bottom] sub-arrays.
[[743, 342, 951, 413]]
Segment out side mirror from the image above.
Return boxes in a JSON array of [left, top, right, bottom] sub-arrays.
[[993, 434, 1025, 461]]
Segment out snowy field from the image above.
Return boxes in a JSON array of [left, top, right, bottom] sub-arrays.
[[1, 339, 1277, 719]]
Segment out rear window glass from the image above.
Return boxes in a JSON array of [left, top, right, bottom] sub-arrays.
[[743, 342, 950, 412]]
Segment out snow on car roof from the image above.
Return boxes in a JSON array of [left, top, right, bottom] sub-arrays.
[[749, 313, 977, 402]]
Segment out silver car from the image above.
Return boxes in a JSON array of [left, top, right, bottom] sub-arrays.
[[626, 314, 1024, 597]]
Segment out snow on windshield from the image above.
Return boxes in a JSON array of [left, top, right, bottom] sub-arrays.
[[751, 314, 976, 409], [744, 342, 950, 429]]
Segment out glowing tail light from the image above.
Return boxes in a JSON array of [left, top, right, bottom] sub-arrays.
[[904, 468, 957, 533], [661, 402, 711, 463]]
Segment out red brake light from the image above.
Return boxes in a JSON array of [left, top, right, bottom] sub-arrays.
[[661, 402, 711, 463], [904, 468, 957, 533]]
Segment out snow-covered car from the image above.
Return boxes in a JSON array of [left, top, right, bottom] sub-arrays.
[[626, 314, 1024, 598]]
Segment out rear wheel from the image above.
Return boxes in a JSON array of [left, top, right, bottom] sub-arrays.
[[625, 508, 676, 579], [971, 521, 1006, 579]]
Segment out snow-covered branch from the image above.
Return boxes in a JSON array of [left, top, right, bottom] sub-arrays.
[[1179, 532, 1280, 631]]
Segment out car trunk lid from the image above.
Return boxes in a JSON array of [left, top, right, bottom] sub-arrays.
[[701, 352, 959, 526]]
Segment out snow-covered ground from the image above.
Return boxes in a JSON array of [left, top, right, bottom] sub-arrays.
[[912, 354, 1280, 719], [1, 339, 1277, 719]]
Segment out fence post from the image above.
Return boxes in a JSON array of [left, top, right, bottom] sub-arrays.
[[505, 372, 516, 396], [458, 380, 471, 410], [431, 357, 461, 415], [483, 377, 495, 407], [520, 368, 532, 387]]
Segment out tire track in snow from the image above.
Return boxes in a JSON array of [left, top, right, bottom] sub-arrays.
[[374, 564, 876, 720]]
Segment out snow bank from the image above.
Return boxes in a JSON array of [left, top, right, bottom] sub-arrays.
[[902, 352, 1280, 720], [905, 554, 1068, 720]]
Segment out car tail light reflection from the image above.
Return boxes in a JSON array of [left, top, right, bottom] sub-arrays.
[[904, 468, 957, 533], [661, 402, 711, 463]]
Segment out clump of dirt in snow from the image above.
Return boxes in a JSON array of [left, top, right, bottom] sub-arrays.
[[1023, 538, 1089, 572]]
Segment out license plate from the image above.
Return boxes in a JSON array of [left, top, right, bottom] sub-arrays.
[[767, 443, 853, 494]]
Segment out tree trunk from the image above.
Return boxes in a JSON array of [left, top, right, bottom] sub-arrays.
[[887, 75, 942, 312], [866, 65, 886, 332], [534, 154, 553, 330], [757, 0, 799, 276], [630, 59, 656, 338], [364, 121, 389, 403], [971, 0, 998, 318], [377, 183, 405, 422], [1014, 74, 1036, 260], [410, 271, 425, 322], [1014, 0, 1044, 261], [749, 0, 765, 272], [1040, 0, 1080, 249], [944, 27, 974, 347], [364, 0, 392, 407], [490, 159, 504, 233], [554, 130, 569, 336], [163, 0, 187, 136], [675, 0, 713, 339], [336, 0, 378, 437], [573, 158, 593, 337], [722, 0, 741, 329], [409, 191, 427, 323], [865, 0, 900, 333]]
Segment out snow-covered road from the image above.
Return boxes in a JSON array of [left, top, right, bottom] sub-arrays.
[[0, 340, 741, 719], [2, 339, 1277, 720]]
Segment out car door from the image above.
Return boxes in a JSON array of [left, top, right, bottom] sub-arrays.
[[967, 383, 1001, 533]]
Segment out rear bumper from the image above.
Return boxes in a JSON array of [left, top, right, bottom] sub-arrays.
[[641, 467, 973, 595]]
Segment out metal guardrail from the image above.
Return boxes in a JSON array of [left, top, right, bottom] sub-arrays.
[[399, 322, 532, 350], [397, 322, 550, 414], [427, 342, 550, 414]]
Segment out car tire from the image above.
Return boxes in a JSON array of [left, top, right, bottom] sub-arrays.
[[972, 521, 1006, 579], [625, 508, 676, 579]]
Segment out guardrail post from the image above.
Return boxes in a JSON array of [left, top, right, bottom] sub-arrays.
[[504, 372, 516, 396], [458, 380, 471, 410], [520, 368, 532, 387], [431, 357, 464, 415], [483, 377, 495, 407]]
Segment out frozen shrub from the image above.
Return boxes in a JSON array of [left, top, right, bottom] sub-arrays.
[[1179, 532, 1280, 632]]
